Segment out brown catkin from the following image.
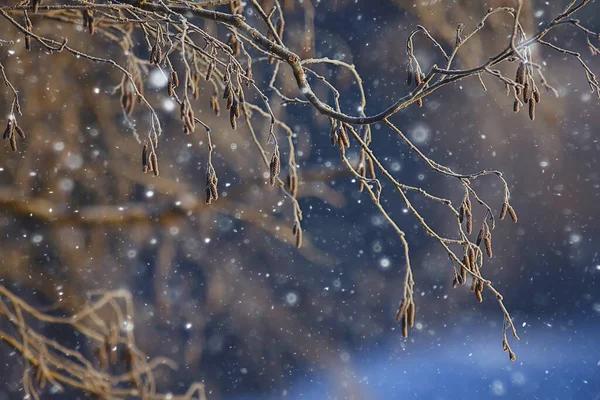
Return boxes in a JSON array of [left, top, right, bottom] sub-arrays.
[[461, 256, 469, 283], [533, 88, 541, 104], [476, 227, 485, 246], [229, 104, 237, 130], [401, 313, 408, 338], [9, 134, 17, 151], [508, 205, 518, 223], [523, 80, 530, 103], [407, 302, 415, 327], [475, 289, 483, 303], [499, 202, 508, 220], [269, 147, 280, 185], [509, 351, 516, 361], [366, 156, 376, 179], [528, 98, 535, 121], [513, 99, 520, 113], [395, 298, 407, 321], [206, 61, 215, 81], [459, 203, 465, 223], [15, 125, 25, 139], [339, 125, 350, 148], [484, 235, 492, 258], [516, 63, 525, 85], [469, 246, 476, 269], [466, 213, 473, 235], [141, 143, 148, 171], [149, 151, 159, 177], [406, 62, 413, 86]]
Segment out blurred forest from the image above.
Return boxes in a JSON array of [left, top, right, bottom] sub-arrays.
[[0, 0, 599, 399]]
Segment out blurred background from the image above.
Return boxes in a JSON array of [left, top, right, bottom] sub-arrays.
[[0, 0, 599, 399]]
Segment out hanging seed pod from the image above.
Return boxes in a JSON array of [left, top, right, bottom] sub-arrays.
[[406, 61, 413, 86], [210, 94, 220, 117], [528, 98, 535, 121], [476, 227, 485, 246], [366, 156, 376, 179], [229, 101, 237, 130], [141, 143, 148, 173], [499, 202, 508, 220], [407, 302, 415, 327], [329, 120, 338, 146], [15, 123, 25, 139], [484, 234, 492, 258], [466, 212, 473, 235], [401, 313, 408, 338], [288, 171, 298, 197], [513, 99, 520, 113], [508, 205, 518, 223], [3, 120, 13, 140], [469, 246, 476, 270], [523, 79, 530, 103], [170, 70, 179, 88], [233, 95, 241, 118], [88, 13, 95, 35], [395, 298, 407, 322], [149, 151, 159, 177], [9, 133, 17, 152], [338, 124, 350, 148], [205, 61, 215, 81], [509, 350, 516, 361], [475, 288, 483, 303], [269, 146, 281, 185], [461, 255, 469, 283], [459, 203, 465, 223], [533, 87, 541, 104], [515, 62, 525, 85]]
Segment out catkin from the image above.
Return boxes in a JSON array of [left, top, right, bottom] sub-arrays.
[[508, 205, 518, 223], [395, 298, 407, 321], [407, 302, 415, 327], [476, 227, 485, 246], [528, 98, 535, 121], [269, 146, 280, 185], [499, 202, 508, 220], [149, 151, 159, 177], [141, 143, 148, 172], [484, 234, 492, 258]]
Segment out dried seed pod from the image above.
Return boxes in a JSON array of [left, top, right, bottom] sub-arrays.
[[407, 302, 415, 327], [141, 143, 148, 172], [415, 70, 422, 86], [513, 99, 520, 113], [209, 181, 218, 201], [288, 171, 298, 197], [471, 277, 478, 292], [170, 70, 179, 88], [468, 246, 476, 269], [149, 151, 159, 177], [461, 255, 469, 283], [229, 102, 237, 130], [476, 227, 485, 246], [466, 212, 473, 235], [416, 98, 423, 107], [366, 156, 376, 179], [528, 98, 535, 121], [338, 125, 350, 148], [401, 313, 408, 338], [459, 203, 465, 223], [9, 133, 17, 151], [406, 61, 413, 86], [88, 14, 95, 35], [210, 94, 220, 117], [508, 205, 518, 223], [509, 350, 516, 361], [269, 146, 281, 185], [523, 79, 530, 102], [205, 61, 215, 81], [464, 196, 471, 213], [484, 234, 492, 258], [395, 298, 407, 322], [515, 62, 525, 85], [205, 186, 212, 205], [329, 120, 338, 146], [499, 202, 508, 220], [533, 88, 541, 104], [3, 120, 12, 140], [475, 288, 483, 303], [337, 134, 346, 158], [233, 96, 241, 118]]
